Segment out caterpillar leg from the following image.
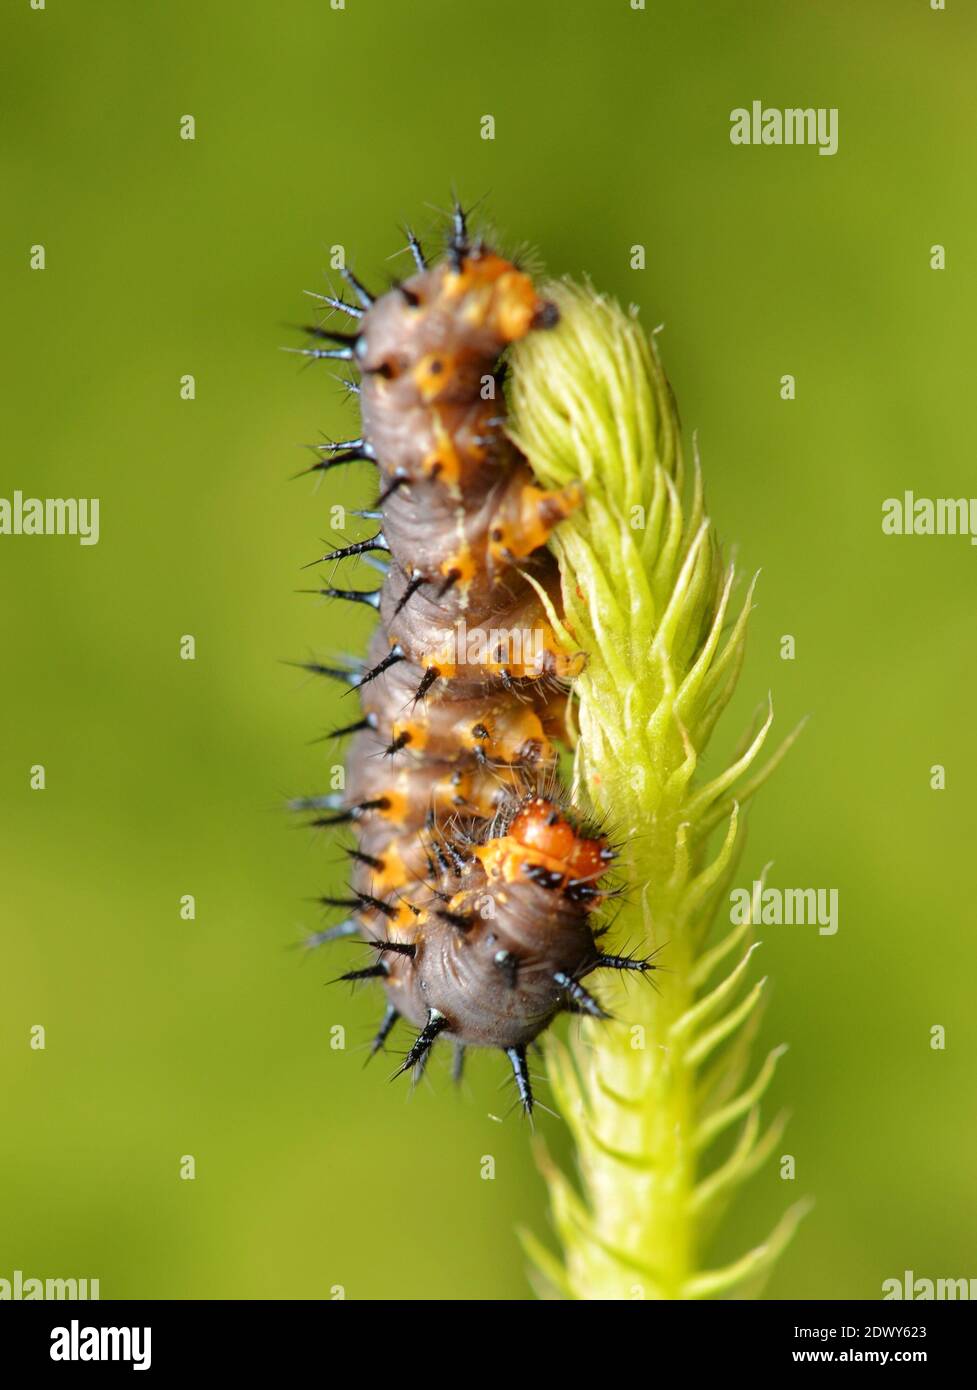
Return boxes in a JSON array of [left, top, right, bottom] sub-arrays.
[[301, 919, 359, 949], [400, 224, 427, 271], [505, 1044, 534, 1117], [392, 1008, 449, 1079], [554, 971, 610, 1020], [369, 1003, 399, 1058], [593, 952, 659, 974]]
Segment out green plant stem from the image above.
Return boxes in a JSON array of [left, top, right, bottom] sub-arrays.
[[510, 282, 809, 1300]]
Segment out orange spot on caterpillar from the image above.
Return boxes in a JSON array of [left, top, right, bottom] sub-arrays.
[[422, 411, 464, 487], [437, 547, 476, 603], [488, 482, 583, 565], [413, 351, 459, 402], [372, 842, 411, 895], [389, 900, 419, 932], [458, 707, 553, 764], [390, 716, 427, 753], [377, 788, 409, 825]]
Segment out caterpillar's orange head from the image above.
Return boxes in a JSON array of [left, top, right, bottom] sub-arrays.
[[475, 796, 611, 890], [507, 798, 609, 882]]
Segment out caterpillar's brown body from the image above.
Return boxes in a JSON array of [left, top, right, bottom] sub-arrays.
[[293, 209, 652, 1112]]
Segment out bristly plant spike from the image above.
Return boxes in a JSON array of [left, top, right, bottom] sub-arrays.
[[509, 282, 811, 1301]]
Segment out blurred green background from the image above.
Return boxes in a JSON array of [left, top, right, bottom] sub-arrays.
[[2, 0, 975, 1300]]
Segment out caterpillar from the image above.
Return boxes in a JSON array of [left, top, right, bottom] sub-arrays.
[[290, 204, 656, 1116]]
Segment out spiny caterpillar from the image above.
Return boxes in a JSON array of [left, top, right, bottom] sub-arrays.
[[290, 204, 656, 1116]]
